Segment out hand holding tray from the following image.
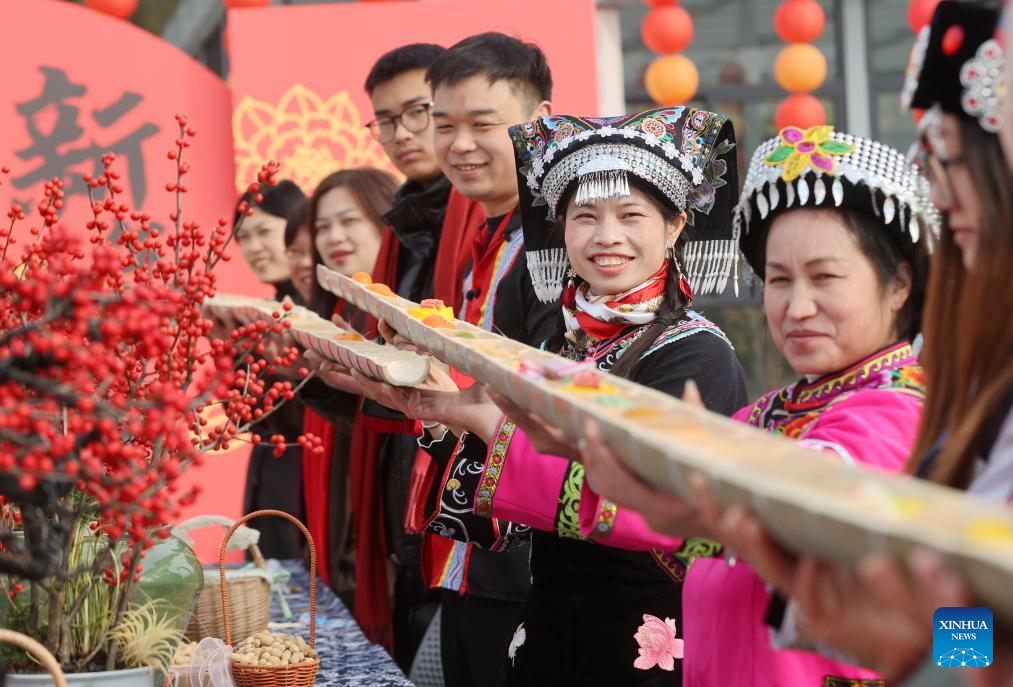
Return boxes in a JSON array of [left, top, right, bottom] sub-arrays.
[[204, 294, 430, 387], [316, 264, 1013, 625]]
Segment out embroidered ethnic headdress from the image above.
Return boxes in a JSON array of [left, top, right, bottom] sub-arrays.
[[509, 106, 739, 303], [903, 1, 1005, 134], [733, 126, 939, 277]]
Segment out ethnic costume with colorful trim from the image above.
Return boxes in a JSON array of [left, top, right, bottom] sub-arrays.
[[415, 205, 559, 607], [416, 105, 747, 686], [418, 312, 746, 687], [574, 116, 934, 684], [574, 341, 925, 687]]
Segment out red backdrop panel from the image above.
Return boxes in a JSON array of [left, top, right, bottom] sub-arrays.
[[227, 0, 600, 193], [0, 0, 256, 563]]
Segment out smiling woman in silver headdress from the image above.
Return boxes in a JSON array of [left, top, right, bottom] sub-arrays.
[[348, 105, 747, 685]]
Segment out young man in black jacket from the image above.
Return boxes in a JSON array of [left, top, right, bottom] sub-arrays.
[[361, 44, 450, 677]]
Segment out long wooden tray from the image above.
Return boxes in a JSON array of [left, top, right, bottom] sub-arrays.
[[317, 265, 1013, 623], [204, 294, 430, 387]]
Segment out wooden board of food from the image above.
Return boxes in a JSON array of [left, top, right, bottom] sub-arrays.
[[203, 294, 430, 387], [317, 265, 1013, 623]]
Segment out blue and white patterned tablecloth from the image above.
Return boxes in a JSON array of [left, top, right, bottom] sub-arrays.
[[270, 560, 413, 687]]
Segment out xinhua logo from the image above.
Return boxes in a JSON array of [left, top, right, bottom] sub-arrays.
[[933, 607, 993, 668]]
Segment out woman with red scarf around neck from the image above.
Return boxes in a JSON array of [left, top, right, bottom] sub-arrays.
[[342, 107, 747, 686]]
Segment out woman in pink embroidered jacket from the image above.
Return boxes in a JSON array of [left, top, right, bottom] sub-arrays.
[[551, 128, 937, 687]]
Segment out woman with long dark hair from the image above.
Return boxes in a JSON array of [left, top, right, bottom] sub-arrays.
[[344, 107, 747, 685], [290, 168, 398, 604], [233, 179, 308, 559]]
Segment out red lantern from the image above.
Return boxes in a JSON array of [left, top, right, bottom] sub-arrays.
[[643, 0, 679, 6], [641, 5, 694, 55], [224, 0, 271, 7], [773, 0, 826, 43], [775, 94, 827, 130], [907, 0, 942, 34], [83, 0, 138, 19]]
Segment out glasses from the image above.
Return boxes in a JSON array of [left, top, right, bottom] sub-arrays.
[[365, 102, 433, 143], [912, 136, 966, 208], [284, 246, 312, 261]]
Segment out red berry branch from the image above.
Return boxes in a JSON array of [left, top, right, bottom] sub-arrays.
[[0, 115, 320, 671]]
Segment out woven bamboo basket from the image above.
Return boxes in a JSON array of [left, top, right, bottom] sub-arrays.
[[0, 628, 68, 687], [176, 515, 271, 643], [220, 510, 319, 687]]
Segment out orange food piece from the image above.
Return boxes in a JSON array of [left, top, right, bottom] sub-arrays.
[[352, 272, 373, 285], [573, 370, 601, 389], [336, 333, 362, 341], [623, 406, 663, 420], [367, 283, 395, 297], [422, 314, 456, 328], [421, 298, 446, 309]]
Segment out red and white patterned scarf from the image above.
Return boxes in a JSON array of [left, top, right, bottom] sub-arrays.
[[562, 262, 668, 352]]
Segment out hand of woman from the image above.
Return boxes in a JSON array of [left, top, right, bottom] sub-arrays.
[[703, 501, 974, 681], [302, 350, 363, 395], [790, 549, 971, 679], [378, 319, 422, 353], [487, 391, 579, 458], [350, 369, 503, 443], [579, 420, 714, 539]]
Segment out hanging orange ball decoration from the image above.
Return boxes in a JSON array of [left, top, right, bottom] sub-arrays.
[[774, 43, 828, 93], [643, 0, 679, 6], [223, 0, 271, 7], [83, 0, 138, 19], [645, 54, 699, 105], [641, 5, 694, 54], [775, 94, 827, 130], [907, 0, 942, 34], [773, 0, 826, 43]]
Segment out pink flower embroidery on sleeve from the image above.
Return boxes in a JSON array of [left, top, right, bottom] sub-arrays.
[[633, 614, 684, 671]]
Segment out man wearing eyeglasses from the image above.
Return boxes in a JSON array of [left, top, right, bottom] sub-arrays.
[[352, 43, 484, 681]]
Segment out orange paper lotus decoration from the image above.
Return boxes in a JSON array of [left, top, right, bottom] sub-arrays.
[[232, 83, 399, 192]]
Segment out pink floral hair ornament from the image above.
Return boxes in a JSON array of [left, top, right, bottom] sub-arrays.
[[763, 125, 855, 182], [633, 614, 684, 671]]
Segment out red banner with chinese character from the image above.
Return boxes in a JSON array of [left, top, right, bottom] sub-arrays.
[[0, 0, 256, 562]]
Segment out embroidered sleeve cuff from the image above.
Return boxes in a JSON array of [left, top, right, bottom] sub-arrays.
[[579, 479, 615, 540], [475, 416, 516, 518]]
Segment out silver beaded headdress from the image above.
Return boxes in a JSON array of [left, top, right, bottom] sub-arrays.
[[733, 126, 939, 277], [510, 106, 739, 303]]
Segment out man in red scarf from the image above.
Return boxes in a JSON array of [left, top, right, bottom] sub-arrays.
[[411, 33, 560, 687], [340, 43, 487, 674]]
